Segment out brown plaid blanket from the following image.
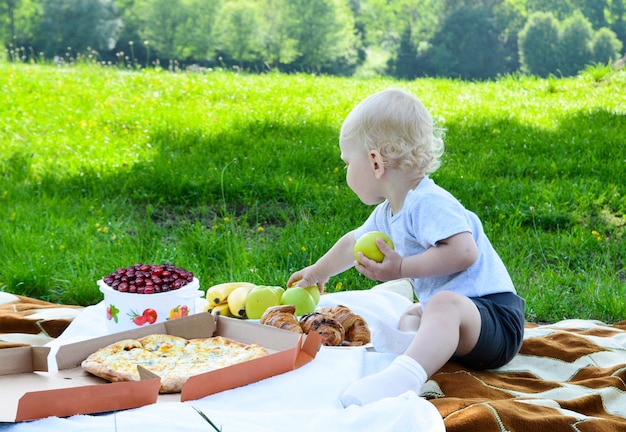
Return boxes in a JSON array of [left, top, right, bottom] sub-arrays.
[[424, 320, 626, 432], [0, 292, 82, 348]]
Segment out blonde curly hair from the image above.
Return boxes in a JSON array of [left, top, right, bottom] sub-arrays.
[[340, 88, 445, 175]]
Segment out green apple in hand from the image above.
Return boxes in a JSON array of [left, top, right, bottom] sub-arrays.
[[354, 231, 394, 264], [280, 287, 316, 316], [245, 286, 282, 320]]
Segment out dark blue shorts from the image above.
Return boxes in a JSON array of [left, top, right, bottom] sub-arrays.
[[453, 292, 526, 370]]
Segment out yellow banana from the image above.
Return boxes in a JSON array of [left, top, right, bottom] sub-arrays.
[[227, 285, 255, 318], [208, 302, 233, 318], [205, 281, 256, 305]]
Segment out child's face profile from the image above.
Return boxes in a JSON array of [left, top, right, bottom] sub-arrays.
[[339, 136, 383, 206]]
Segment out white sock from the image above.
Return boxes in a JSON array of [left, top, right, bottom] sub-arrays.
[[340, 355, 427, 407]]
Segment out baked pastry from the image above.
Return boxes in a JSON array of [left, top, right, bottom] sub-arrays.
[[299, 313, 345, 346], [260, 305, 303, 333], [260, 304, 371, 346], [318, 305, 371, 346]]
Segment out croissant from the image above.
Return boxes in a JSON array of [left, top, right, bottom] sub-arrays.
[[344, 319, 371, 346], [299, 313, 345, 346], [260, 305, 303, 333], [319, 305, 371, 346]]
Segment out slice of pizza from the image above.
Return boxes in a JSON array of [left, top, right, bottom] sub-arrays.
[[81, 338, 156, 383]]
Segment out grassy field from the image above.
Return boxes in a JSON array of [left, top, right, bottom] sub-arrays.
[[1, 62, 624, 323]]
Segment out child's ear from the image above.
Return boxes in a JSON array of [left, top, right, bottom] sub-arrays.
[[369, 149, 385, 179]]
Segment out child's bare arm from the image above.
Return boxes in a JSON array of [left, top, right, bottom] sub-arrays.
[[287, 230, 357, 292], [356, 232, 478, 282]]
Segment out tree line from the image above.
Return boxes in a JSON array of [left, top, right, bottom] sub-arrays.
[[2, 0, 624, 79]]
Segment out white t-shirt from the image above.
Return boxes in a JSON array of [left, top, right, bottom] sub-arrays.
[[354, 176, 516, 306]]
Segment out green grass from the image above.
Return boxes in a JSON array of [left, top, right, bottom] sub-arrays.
[[1, 62, 624, 324]]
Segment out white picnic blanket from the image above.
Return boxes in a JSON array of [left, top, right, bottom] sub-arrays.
[[1, 289, 445, 432]]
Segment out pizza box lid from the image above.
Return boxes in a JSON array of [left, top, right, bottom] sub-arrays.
[[0, 312, 321, 422]]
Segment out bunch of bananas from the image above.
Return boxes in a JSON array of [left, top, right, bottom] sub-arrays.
[[204, 282, 257, 318]]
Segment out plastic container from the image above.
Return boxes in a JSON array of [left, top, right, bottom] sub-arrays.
[[98, 278, 203, 333]]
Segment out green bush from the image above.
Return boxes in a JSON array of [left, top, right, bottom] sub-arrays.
[[520, 11, 623, 77], [592, 27, 624, 64], [519, 12, 562, 77]]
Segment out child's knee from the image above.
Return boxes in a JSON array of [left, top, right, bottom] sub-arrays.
[[398, 303, 423, 331], [404, 302, 423, 317]]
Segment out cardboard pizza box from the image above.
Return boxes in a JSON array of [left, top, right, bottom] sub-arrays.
[[0, 312, 322, 422]]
